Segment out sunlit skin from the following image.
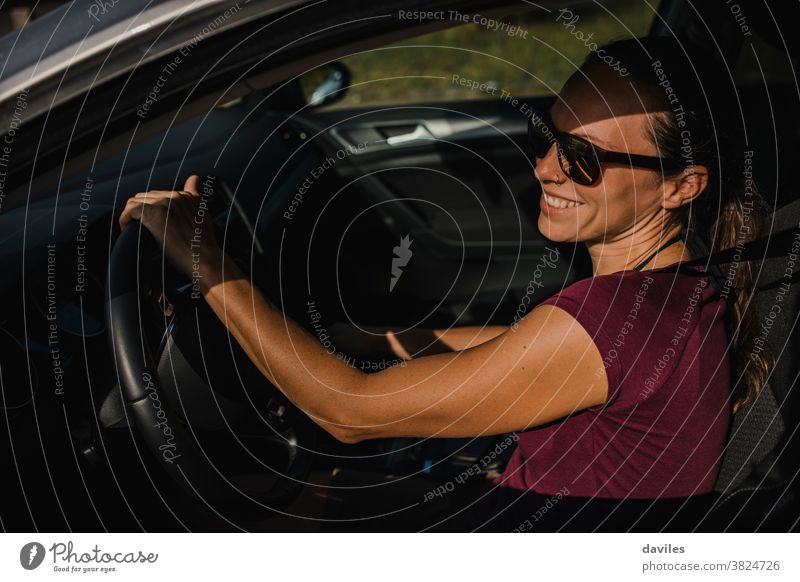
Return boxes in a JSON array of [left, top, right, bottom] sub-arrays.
[[119, 64, 708, 443]]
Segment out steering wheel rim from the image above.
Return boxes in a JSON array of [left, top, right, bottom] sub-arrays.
[[105, 222, 312, 509]]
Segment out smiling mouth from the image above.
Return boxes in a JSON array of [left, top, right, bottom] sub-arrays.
[[543, 193, 584, 209]]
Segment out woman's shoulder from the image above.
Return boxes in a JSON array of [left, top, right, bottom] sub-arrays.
[[534, 267, 723, 412]]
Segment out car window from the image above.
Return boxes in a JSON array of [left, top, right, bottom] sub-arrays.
[[303, 0, 657, 109]]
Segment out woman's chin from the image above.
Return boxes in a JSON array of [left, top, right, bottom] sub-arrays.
[[537, 216, 576, 243]]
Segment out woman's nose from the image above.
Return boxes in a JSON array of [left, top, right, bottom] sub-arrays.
[[533, 143, 566, 184]]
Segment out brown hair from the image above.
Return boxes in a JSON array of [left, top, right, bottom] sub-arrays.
[[583, 37, 770, 412]]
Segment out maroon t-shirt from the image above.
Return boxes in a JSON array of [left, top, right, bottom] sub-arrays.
[[496, 267, 732, 499]]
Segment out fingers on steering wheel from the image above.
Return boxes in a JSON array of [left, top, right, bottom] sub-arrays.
[[119, 198, 142, 229], [119, 196, 167, 229], [120, 185, 199, 229]]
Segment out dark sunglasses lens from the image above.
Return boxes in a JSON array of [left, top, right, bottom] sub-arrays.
[[527, 115, 555, 158], [562, 136, 600, 185], [527, 114, 602, 185]]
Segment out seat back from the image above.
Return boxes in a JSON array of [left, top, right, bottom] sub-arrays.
[[714, 199, 800, 495]]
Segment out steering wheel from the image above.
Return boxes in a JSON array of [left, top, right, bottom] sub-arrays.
[[105, 222, 315, 515]]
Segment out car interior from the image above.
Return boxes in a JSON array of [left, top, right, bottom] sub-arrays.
[[0, 0, 798, 532]]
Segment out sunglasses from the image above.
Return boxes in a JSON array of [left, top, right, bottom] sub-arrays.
[[527, 109, 683, 186]]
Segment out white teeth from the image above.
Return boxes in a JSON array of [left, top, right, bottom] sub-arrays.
[[544, 193, 582, 209]]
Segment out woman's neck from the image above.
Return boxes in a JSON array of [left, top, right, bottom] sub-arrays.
[[587, 223, 688, 276]]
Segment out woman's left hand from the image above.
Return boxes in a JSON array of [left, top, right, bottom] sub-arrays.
[[119, 175, 223, 281]]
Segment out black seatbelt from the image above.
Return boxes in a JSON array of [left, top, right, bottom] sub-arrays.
[[682, 225, 800, 268], [656, 225, 800, 292]]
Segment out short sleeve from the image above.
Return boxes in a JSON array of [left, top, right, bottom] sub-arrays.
[[538, 289, 624, 412]]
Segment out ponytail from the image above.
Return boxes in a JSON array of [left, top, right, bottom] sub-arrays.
[[691, 161, 771, 412]]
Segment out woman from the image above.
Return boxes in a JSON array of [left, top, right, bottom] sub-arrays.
[[120, 37, 768, 504]]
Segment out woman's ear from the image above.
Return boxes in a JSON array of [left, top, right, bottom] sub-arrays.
[[662, 165, 708, 209]]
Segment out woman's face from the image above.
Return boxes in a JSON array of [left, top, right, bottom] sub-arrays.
[[535, 65, 671, 244]]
